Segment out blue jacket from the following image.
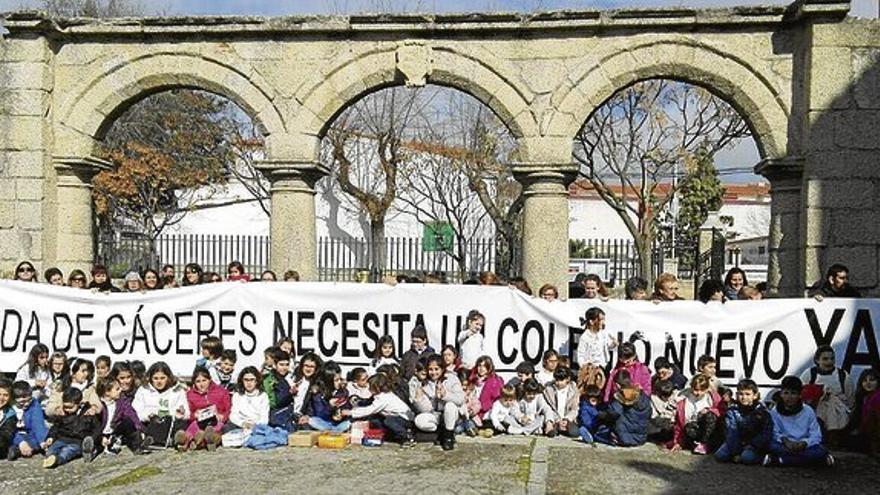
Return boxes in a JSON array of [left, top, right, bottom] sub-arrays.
[[12, 399, 49, 448], [578, 400, 601, 431], [725, 402, 772, 450], [309, 389, 349, 422], [0, 407, 15, 449], [607, 392, 651, 447]]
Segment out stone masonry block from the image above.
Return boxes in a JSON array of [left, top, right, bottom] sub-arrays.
[[0, 63, 51, 91], [15, 201, 42, 230], [0, 201, 14, 229], [805, 151, 880, 179], [853, 48, 880, 109], [0, 38, 50, 63], [0, 117, 47, 151], [15, 179, 44, 201], [1, 151, 45, 178], [805, 178, 873, 209], [806, 111, 836, 152], [0, 89, 49, 116], [831, 209, 880, 245], [804, 207, 829, 246], [810, 47, 852, 110], [835, 110, 880, 150]]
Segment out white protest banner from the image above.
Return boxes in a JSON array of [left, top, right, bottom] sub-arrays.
[[1, 280, 878, 387]]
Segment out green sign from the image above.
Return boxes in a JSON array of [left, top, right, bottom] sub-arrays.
[[423, 222, 454, 252]]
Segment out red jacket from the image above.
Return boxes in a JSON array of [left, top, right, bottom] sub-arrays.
[[471, 373, 504, 419], [668, 389, 724, 449], [187, 382, 232, 423], [605, 361, 652, 402]]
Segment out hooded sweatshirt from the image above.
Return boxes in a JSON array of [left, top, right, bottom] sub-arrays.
[[132, 383, 190, 423]]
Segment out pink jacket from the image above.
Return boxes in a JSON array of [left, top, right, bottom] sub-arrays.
[[669, 389, 724, 449], [604, 361, 652, 402], [187, 382, 232, 423], [473, 374, 504, 419]]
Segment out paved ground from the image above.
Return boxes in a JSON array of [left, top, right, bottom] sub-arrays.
[[0, 436, 876, 495]]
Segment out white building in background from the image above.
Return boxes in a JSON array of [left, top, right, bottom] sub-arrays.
[[165, 177, 770, 246]]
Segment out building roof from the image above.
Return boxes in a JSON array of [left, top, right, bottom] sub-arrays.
[[569, 179, 770, 205]]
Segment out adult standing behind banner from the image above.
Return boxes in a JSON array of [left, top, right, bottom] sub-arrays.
[[13, 261, 37, 282], [809, 263, 861, 299], [653, 273, 684, 302]]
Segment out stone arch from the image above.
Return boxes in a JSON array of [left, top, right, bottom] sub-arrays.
[[57, 52, 286, 154], [294, 45, 539, 142], [546, 39, 790, 159]]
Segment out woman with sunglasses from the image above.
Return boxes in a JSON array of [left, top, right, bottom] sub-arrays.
[[13, 261, 37, 282], [67, 269, 88, 289]]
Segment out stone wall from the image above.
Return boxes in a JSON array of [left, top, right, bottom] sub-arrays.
[[803, 19, 880, 295], [0, 36, 53, 276]]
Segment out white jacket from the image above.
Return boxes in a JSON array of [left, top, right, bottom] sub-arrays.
[[489, 400, 520, 427], [457, 331, 484, 369], [350, 392, 414, 421], [132, 383, 190, 422], [229, 390, 269, 427], [576, 329, 617, 368], [413, 374, 465, 414]]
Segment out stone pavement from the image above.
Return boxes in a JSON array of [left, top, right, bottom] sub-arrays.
[[0, 436, 876, 495]]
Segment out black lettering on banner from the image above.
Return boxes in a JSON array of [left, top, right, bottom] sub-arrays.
[[687, 333, 699, 375], [738, 331, 763, 378], [52, 313, 73, 352], [130, 305, 150, 354], [414, 314, 426, 333], [805, 308, 845, 347], [273, 311, 292, 344], [341, 312, 359, 358], [634, 333, 651, 366], [521, 320, 545, 363], [548, 322, 556, 357], [498, 318, 519, 365], [175, 311, 194, 354], [105, 314, 128, 354], [714, 332, 736, 379], [842, 309, 880, 371], [23, 311, 40, 349], [702, 333, 715, 364], [763, 330, 789, 380], [239, 311, 257, 355], [568, 326, 585, 365], [391, 314, 410, 353], [1, 309, 22, 351], [152, 313, 173, 355], [664, 333, 685, 372], [318, 311, 339, 356], [218, 311, 236, 347], [75, 313, 95, 353], [362, 312, 380, 356], [297, 311, 315, 355], [196, 310, 215, 343]]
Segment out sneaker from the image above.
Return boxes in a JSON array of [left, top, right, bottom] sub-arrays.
[[465, 427, 478, 437], [825, 453, 835, 468], [762, 454, 779, 467], [82, 437, 95, 463], [42, 455, 57, 469], [478, 429, 494, 439], [205, 427, 218, 452], [174, 430, 189, 451], [192, 431, 206, 451], [400, 436, 416, 449], [693, 443, 708, 455], [6, 446, 17, 462]]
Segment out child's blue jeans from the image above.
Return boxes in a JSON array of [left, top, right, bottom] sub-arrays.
[[46, 439, 83, 466], [578, 426, 594, 443], [715, 412, 763, 464], [308, 417, 350, 433], [768, 441, 828, 466]]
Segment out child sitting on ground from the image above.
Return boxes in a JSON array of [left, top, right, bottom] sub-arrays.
[[648, 380, 679, 444], [181, 366, 231, 451], [306, 361, 351, 433], [670, 374, 723, 455], [371, 335, 400, 375], [401, 325, 435, 380], [222, 367, 269, 447], [512, 378, 550, 436], [41, 388, 102, 468], [96, 377, 151, 456], [799, 345, 853, 440], [715, 378, 772, 465], [0, 380, 14, 457], [341, 373, 415, 447], [45, 358, 102, 418], [577, 384, 603, 445], [544, 367, 580, 437], [652, 357, 688, 391], [197, 337, 224, 375], [595, 371, 652, 447], [697, 355, 720, 392], [6, 381, 48, 461], [346, 367, 373, 406], [262, 349, 295, 431], [132, 362, 190, 449], [458, 369, 482, 436], [506, 361, 536, 389], [489, 385, 522, 435], [764, 376, 835, 467], [605, 342, 652, 402]]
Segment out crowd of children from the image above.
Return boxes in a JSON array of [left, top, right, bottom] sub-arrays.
[[2, 306, 879, 470]]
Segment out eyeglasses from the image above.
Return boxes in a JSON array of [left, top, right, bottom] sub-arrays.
[[71, 277, 85, 282], [17, 267, 34, 273]]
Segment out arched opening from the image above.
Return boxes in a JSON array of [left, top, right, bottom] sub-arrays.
[[93, 88, 267, 279], [570, 78, 767, 299], [316, 84, 521, 283]]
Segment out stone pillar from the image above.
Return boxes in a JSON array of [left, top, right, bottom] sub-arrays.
[[514, 167, 576, 298], [755, 157, 804, 297], [53, 156, 110, 274], [257, 160, 327, 281]]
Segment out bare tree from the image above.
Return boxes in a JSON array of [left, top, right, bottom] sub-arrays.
[[573, 79, 750, 284], [41, 0, 143, 17]]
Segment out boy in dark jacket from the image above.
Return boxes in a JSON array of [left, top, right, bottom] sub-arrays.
[[652, 357, 687, 391], [595, 372, 651, 447], [262, 349, 296, 431], [41, 388, 102, 468], [577, 384, 603, 445], [7, 381, 49, 461], [0, 380, 15, 455], [400, 325, 435, 381], [96, 377, 152, 455], [715, 379, 772, 465]]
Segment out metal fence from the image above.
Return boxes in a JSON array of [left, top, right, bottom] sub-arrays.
[[317, 236, 497, 283]]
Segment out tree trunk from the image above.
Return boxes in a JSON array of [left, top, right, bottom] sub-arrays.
[[635, 234, 655, 287], [368, 218, 386, 281]]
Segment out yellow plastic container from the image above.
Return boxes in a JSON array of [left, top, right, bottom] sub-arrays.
[[317, 433, 350, 449]]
